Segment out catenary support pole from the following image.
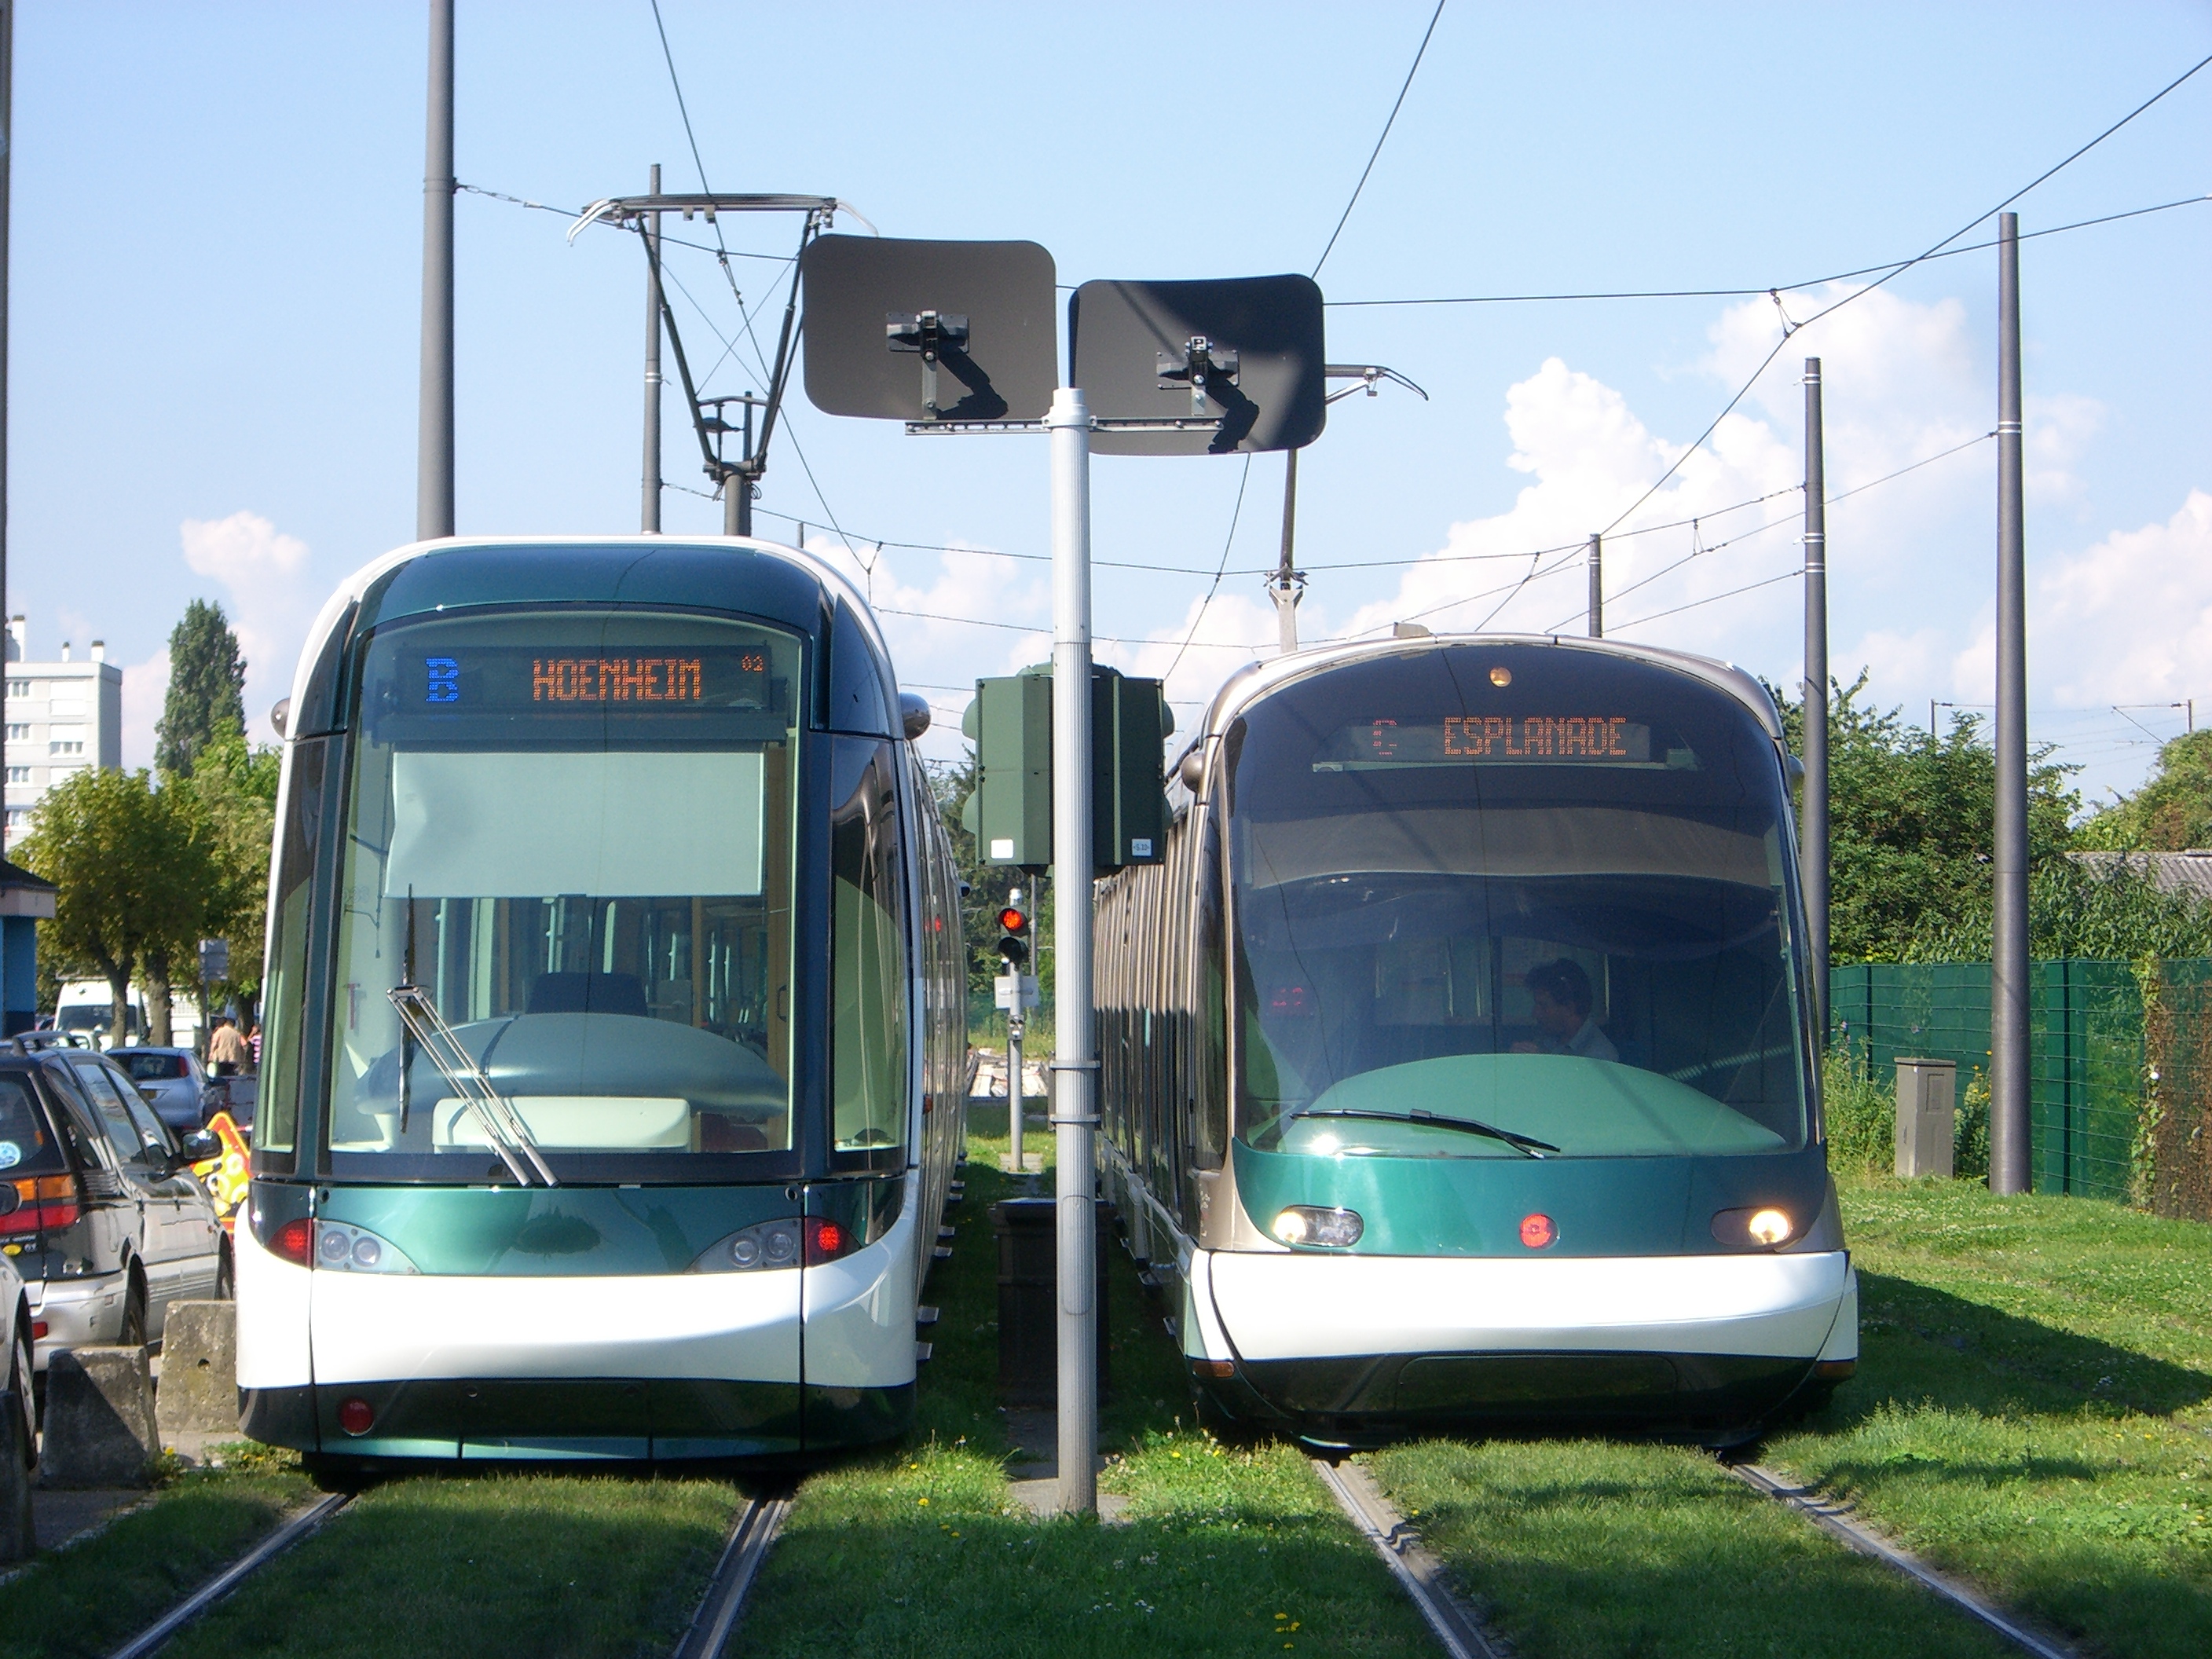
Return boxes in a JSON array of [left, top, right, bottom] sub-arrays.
[[1587, 534, 1602, 637], [1046, 386, 1097, 1517], [1990, 212, 2031, 1196], [1801, 358, 1829, 1043], [1269, 449, 1302, 654], [0, 0, 13, 845], [642, 164, 662, 533], [416, 0, 456, 540]]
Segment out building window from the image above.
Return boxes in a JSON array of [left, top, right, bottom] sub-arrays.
[[4, 767, 28, 782], [4, 724, 25, 741], [3, 808, 24, 829], [49, 741, 82, 756], [5, 680, 27, 698]]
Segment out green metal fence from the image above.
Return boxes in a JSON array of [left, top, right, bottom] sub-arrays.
[[1829, 959, 2150, 1203]]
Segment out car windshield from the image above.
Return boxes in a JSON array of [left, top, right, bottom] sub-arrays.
[[117, 1054, 189, 1082], [324, 609, 801, 1176], [1227, 646, 1811, 1160]]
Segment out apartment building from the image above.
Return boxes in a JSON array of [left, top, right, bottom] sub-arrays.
[[4, 615, 124, 848]]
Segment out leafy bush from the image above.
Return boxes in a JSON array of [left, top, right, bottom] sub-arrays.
[[1821, 1043, 1892, 1174], [1954, 1068, 1990, 1180]]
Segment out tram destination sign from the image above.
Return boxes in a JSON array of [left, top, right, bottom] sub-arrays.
[[407, 646, 780, 714], [1313, 716, 1664, 767]]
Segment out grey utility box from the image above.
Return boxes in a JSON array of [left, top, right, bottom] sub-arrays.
[[1894, 1057, 1957, 1179]]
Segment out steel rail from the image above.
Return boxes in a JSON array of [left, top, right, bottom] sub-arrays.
[[107, 1492, 351, 1659], [1727, 1460, 2076, 1659], [1311, 1457, 1507, 1659], [670, 1491, 792, 1659]]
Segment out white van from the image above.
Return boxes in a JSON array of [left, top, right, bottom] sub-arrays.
[[50, 980, 203, 1052]]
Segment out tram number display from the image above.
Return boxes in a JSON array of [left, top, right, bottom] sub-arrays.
[[415, 648, 773, 712], [1338, 716, 1654, 764]]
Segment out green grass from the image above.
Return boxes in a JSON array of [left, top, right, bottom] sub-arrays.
[[738, 1151, 1436, 1657], [163, 1472, 741, 1658], [1763, 1172, 2212, 1657], [0, 1448, 314, 1659], [1366, 1171, 2212, 1657]]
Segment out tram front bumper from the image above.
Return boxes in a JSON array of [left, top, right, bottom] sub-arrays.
[[1202, 1247, 1855, 1426]]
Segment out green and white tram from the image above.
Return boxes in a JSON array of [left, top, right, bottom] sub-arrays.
[[1097, 635, 1855, 1448], [237, 537, 965, 1465]]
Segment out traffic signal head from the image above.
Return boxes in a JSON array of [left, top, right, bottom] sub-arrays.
[[997, 905, 1026, 933], [995, 895, 1029, 966]]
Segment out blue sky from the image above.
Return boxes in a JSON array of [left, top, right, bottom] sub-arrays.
[[10, 2, 2210, 808]]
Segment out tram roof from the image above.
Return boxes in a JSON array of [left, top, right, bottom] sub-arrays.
[[286, 534, 903, 738], [1185, 633, 1785, 760]]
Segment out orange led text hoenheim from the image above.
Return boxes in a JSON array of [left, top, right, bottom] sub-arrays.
[[532, 658, 706, 702]]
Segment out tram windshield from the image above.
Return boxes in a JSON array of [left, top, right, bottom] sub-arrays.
[[323, 610, 800, 1174], [1228, 646, 1811, 1160]]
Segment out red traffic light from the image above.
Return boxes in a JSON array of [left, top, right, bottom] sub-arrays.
[[998, 906, 1027, 932]]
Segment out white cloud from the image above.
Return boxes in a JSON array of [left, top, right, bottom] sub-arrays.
[[2023, 489, 2212, 708], [119, 510, 309, 766]]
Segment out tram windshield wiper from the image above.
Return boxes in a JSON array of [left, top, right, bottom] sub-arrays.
[[387, 984, 558, 1186], [1295, 1106, 1558, 1159]]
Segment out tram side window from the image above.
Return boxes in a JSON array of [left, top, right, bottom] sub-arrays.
[[831, 740, 909, 1156], [257, 738, 327, 1161], [1192, 811, 1228, 1170]]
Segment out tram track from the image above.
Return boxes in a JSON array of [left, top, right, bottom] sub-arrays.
[[106, 1490, 352, 1659], [1311, 1456, 1511, 1659], [670, 1488, 792, 1659], [1723, 1457, 2076, 1659]]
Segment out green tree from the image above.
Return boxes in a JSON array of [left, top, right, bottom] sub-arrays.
[[174, 722, 282, 1026], [156, 599, 247, 778], [1910, 855, 2212, 961], [16, 768, 212, 1045], [1772, 676, 2078, 962], [2077, 729, 2212, 851]]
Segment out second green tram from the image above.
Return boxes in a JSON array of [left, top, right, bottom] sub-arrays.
[[1096, 635, 1856, 1448]]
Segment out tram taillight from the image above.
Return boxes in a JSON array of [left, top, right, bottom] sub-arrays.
[[804, 1217, 858, 1265], [271, 1218, 314, 1265]]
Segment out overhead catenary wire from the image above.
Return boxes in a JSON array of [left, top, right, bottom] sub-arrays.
[[1327, 192, 2211, 308], [1594, 53, 2212, 546], [1311, 0, 1448, 278], [1165, 455, 1256, 682]]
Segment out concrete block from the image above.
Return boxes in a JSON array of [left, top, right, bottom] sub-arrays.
[[156, 1302, 239, 1441], [39, 1347, 159, 1489]]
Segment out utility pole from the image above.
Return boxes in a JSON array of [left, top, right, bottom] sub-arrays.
[[416, 0, 456, 540], [641, 164, 662, 533], [1587, 533, 1602, 637], [1046, 386, 1097, 1517], [1801, 357, 1829, 1044], [1990, 212, 2031, 1197], [1268, 449, 1303, 653], [1, 0, 13, 837]]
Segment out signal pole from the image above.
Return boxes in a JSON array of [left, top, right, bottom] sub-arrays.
[[1, 0, 13, 831], [641, 163, 661, 533], [1587, 534, 1602, 637], [1269, 450, 1303, 653], [1990, 213, 2031, 1196], [1802, 358, 1829, 1043], [1046, 386, 1097, 1517], [416, 0, 456, 540]]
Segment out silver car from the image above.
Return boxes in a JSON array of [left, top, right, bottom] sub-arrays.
[[1, 1051, 227, 1381]]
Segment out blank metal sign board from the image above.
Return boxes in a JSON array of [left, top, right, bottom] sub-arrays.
[[802, 235, 1057, 423], [1070, 274, 1326, 456]]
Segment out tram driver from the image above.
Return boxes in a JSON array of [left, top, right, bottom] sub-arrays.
[[1511, 958, 1619, 1064]]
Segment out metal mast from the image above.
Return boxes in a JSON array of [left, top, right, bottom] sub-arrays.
[[416, 0, 456, 540]]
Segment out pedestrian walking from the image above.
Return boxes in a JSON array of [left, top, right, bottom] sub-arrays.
[[207, 1015, 249, 1078]]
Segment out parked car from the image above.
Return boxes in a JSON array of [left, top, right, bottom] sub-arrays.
[[207, 1071, 256, 1133], [108, 1048, 218, 1134], [2, 1240, 32, 1521], [0, 1049, 226, 1383], [7, 1031, 91, 1054]]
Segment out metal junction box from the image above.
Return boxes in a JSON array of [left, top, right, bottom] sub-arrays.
[[961, 666, 1170, 873], [1894, 1057, 1957, 1179]]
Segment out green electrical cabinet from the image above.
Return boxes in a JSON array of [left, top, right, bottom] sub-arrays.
[[961, 665, 1170, 873]]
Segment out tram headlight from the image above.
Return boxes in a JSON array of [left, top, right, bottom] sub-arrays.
[[692, 1218, 818, 1273], [1711, 1205, 1798, 1250], [1271, 1205, 1363, 1248], [309, 1221, 419, 1274]]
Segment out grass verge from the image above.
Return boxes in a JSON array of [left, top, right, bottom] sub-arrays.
[[1763, 1172, 2212, 1658], [0, 1446, 314, 1659], [163, 1472, 740, 1659], [738, 1149, 1437, 1657]]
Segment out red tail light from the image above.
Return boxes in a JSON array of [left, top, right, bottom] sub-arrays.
[[338, 1397, 375, 1436], [272, 1217, 315, 1265], [804, 1217, 855, 1264], [31, 1320, 48, 1341], [2, 1175, 82, 1237]]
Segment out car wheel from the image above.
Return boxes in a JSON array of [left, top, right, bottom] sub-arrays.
[[215, 1243, 236, 1302], [1, 1319, 35, 1562], [120, 1271, 149, 1350]]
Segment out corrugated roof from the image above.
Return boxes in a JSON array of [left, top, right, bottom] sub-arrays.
[[2069, 850, 2212, 899]]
